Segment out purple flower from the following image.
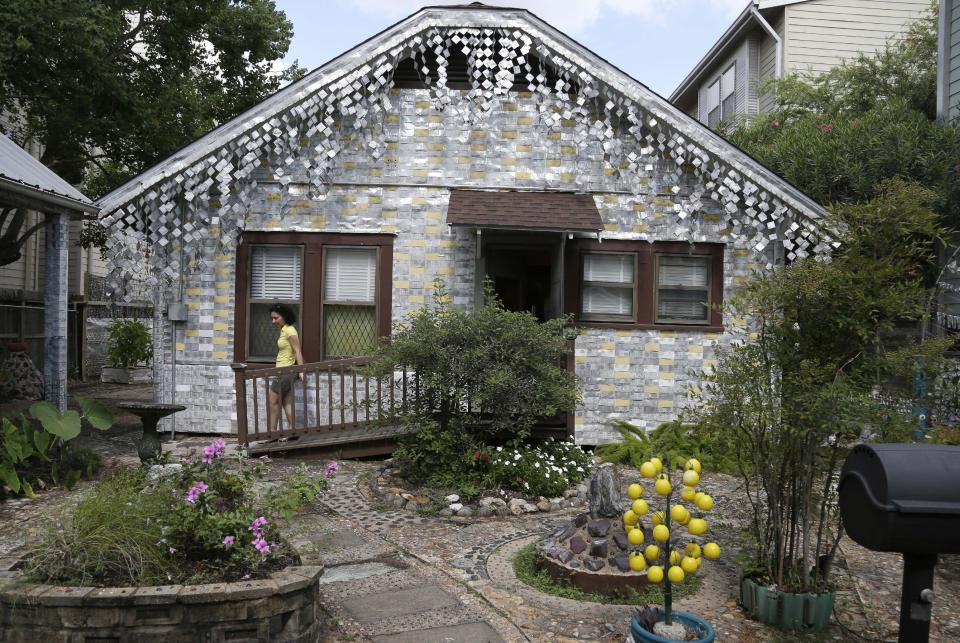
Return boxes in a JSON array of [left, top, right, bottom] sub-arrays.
[[185, 481, 208, 504], [202, 439, 227, 464], [259, 455, 271, 463], [169, 547, 177, 555], [223, 535, 235, 548], [253, 537, 271, 554], [323, 461, 340, 478], [248, 516, 268, 538]]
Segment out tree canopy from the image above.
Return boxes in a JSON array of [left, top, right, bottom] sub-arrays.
[[0, 0, 302, 196]]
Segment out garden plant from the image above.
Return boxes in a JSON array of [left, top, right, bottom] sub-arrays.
[[623, 456, 720, 641], [106, 319, 153, 369]]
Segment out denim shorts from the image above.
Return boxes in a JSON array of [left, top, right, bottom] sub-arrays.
[[270, 374, 294, 395]]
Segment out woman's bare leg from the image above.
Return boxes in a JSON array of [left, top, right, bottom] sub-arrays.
[[282, 388, 296, 428], [268, 388, 281, 432]]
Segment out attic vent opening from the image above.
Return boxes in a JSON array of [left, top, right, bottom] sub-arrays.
[[392, 47, 573, 92]]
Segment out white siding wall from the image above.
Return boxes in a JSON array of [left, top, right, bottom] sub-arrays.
[[785, 0, 930, 76], [949, 0, 960, 122], [696, 40, 749, 124]]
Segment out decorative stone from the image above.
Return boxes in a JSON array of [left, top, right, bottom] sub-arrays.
[[456, 506, 473, 517], [476, 506, 494, 517], [555, 549, 575, 564], [439, 508, 454, 517], [583, 557, 606, 572], [611, 553, 631, 572], [573, 512, 589, 527], [556, 524, 576, 542], [392, 495, 407, 509], [589, 539, 608, 559], [480, 496, 507, 508], [589, 465, 621, 519], [449, 503, 464, 512], [569, 536, 587, 554], [611, 530, 628, 551], [536, 499, 551, 512], [587, 519, 611, 537], [404, 501, 418, 512], [564, 488, 579, 499], [508, 498, 527, 516], [653, 621, 688, 640], [445, 494, 460, 503]]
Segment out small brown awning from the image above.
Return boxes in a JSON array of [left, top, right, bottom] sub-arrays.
[[446, 189, 603, 232]]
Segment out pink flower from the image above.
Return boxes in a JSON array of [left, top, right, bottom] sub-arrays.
[[185, 481, 208, 504], [202, 439, 227, 464], [223, 536, 235, 548], [323, 461, 340, 478], [259, 455, 271, 463], [818, 122, 834, 132], [253, 537, 271, 554], [248, 516, 268, 538], [770, 119, 780, 129]]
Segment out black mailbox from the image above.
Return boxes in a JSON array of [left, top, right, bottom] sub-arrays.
[[839, 443, 960, 643]]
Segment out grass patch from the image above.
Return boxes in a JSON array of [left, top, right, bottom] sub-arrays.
[[513, 541, 702, 605]]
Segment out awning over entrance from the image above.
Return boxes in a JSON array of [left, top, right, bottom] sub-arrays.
[[447, 189, 603, 232]]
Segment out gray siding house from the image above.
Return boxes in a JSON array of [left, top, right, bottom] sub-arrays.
[[97, 4, 829, 447], [937, 0, 960, 336], [671, 0, 931, 126]]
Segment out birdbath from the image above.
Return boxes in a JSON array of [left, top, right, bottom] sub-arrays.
[[117, 402, 186, 463]]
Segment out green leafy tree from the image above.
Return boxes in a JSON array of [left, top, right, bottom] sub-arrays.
[[0, 0, 303, 266]]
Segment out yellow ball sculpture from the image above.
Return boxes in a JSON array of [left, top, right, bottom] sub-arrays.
[[695, 494, 714, 511], [680, 486, 696, 502], [650, 457, 663, 474], [629, 552, 647, 571], [632, 499, 649, 516], [644, 544, 660, 561], [628, 483, 643, 499], [684, 458, 702, 473], [654, 474, 672, 496], [682, 469, 700, 487], [668, 550, 681, 565], [685, 543, 702, 559], [667, 565, 685, 583], [623, 509, 638, 526], [651, 510, 665, 526], [669, 504, 689, 523], [628, 528, 645, 545], [647, 566, 664, 583], [681, 556, 699, 574], [687, 518, 708, 536], [640, 461, 657, 479], [703, 542, 721, 560], [653, 524, 670, 542]]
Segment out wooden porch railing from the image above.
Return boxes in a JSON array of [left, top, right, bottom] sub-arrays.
[[231, 358, 411, 446]]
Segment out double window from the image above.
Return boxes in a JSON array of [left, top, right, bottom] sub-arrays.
[[570, 241, 723, 329], [235, 233, 393, 363], [704, 64, 736, 127]]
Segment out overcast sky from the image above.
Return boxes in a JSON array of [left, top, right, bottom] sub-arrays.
[[275, 0, 748, 98]]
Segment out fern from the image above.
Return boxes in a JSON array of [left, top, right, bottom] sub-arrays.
[[595, 419, 651, 468]]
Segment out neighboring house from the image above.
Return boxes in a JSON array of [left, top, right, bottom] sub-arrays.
[[0, 132, 99, 409], [97, 3, 830, 446], [937, 0, 960, 341], [0, 124, 116, 379], [671, 0, 931, 126]]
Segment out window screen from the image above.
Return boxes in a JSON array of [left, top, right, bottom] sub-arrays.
[[705, 79, 721, 127], [323, 247, 378, 357], [656, 255, 710, 323], [582, 253, 634, 319], [248, 245, 302, 360], [721, 65, 736, 119]]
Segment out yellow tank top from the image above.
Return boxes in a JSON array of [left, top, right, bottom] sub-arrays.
[[276, 324, 298, 367]]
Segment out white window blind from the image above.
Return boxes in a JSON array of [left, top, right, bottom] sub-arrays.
[[657, 255, 709, 322], [324, 248, 377, 303], [721, 65, 736, 100], [583, 253, 633, 317], [250, 246, 302, 300]]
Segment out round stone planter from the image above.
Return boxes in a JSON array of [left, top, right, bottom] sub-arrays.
[[0, 565, 324, 643], [539, 552, 651, 597], [630, 611, 716, 643], [740, 576, 834, 631]]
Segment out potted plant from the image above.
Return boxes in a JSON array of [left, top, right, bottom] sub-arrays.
[[624, 455, 718, 643], [101, 319, 153, 383]]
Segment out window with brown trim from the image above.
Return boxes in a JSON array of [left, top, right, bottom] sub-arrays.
[[234, 232, 393, 364], [565, 239, 724, 331]]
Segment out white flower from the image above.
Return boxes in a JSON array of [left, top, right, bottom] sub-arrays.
[[514, 453, 521, 461], [496, 446, 502, 452], [534, 462, 540, 468]]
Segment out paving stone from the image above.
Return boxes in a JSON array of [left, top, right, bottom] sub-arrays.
[[372, 620, 506, 642], [316, 562, 396, 585], [340, 585, 460, 624]]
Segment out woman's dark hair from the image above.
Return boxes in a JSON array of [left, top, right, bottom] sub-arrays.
[[269, 303, 296, 325]]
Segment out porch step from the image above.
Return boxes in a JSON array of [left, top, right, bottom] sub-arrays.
[[246, 424, 414, 457]]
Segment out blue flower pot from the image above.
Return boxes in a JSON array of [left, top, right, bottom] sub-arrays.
[[630, 611, 715, 643]]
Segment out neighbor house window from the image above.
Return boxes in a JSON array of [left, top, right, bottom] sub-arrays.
[[705, 79, 721, 127], [248, 245, 303, 361], [581, 252, 635, 321], [721, 64, 736, 119], [323, 247, 378, 358], [655, 255, 711, 324], [234, 232, 394, 364], [568, 240, 723, 329]]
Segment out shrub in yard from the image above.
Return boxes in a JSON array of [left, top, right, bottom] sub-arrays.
[[107, 319, 153, 369], [27, 440, 332, 586], [368, 280, 580, 486], [485, 438, 591, 498], [595, 419, 738, 475]]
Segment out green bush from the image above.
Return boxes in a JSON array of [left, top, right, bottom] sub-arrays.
[[27, 440, 332, 586], [595, 419, 738, 475], [486, 438, 591, 498], [107, 319, 153, 369]]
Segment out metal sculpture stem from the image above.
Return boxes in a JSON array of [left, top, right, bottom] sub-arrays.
[[664, 455, 673, 626]]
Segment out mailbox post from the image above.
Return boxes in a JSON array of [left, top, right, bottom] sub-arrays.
[[838, 443, 960, 643]]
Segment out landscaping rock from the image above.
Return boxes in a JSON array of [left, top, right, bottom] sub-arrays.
[[563, 488, 579, 499], [556, 524, 576, 542], [536, 499, 551, 512], [508, 499, 526, 516], [391, 495, 407, 509], [438, 508, 454, 517], [611, 553, 630, 572], [146, 463, 183, 481], [588, 464, 621, 518], [444, 494, 460, 503], [449, 503, 464, 512], [573, 512, 589, 527], [583, 557, 606, 572], [476, 506, 495, 518], [555, 549, 574, 564], [404, 501, 418, 512], [549, 497, 564, 511], [569, 536, 587, 555], [455, 506, 473, 517], [589, 539, 608, 559], [479, 496, 506, 508], [653, 621, 687, 640], [586, 519, 610, 537], [611, 530, 628, 551]]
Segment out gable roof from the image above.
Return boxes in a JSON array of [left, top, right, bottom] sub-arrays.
[[448, 189, 603, 232], [0, 134, 96, 214]]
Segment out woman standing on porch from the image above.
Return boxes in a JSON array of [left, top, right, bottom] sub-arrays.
[[268, 304, 304, 432]]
